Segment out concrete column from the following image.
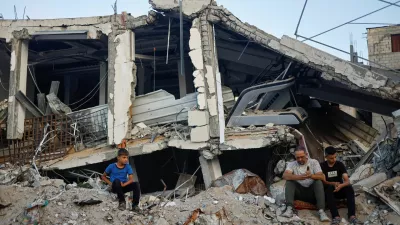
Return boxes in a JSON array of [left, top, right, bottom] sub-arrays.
[[178, 59, 194, 98], [7, 39, 29, 139], [107, 29, 136, 145], [199, 155, 222, 188], [137, 66, 145, 95], [129, 156, 139, 182], [64, 75, 71, 105], [188, 17, 225, 143], [99, 61, 107, 104]]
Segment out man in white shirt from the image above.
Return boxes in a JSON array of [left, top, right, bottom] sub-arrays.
[[282, 146, 330, 222]]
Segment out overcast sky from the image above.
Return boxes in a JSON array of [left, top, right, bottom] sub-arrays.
[[1, 0, 399, 62]]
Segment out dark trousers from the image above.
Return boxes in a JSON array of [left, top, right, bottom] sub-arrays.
[[325, 185, 355, 218], [112, 179, 141, 206], [285, 180, 325, 210]]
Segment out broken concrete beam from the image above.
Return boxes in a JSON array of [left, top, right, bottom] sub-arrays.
[[149, 0, 212, 17], [353, 172, 387, 191], [199, 155, 222, 188], [46, 93, 72, 114], [190, 125, 210, 142], [188, 110, 209, 126], [15, 91, 44, 117], [37, 93, 46, 113], [45, 81, 60, 115]]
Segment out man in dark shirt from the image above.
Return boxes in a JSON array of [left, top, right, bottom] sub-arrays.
[[321, 147, 362, 225]]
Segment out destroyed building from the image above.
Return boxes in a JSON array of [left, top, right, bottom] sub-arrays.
[[0, 0, 400, 195], [368, 24, 400, 70]]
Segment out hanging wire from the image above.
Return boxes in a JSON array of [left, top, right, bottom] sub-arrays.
[[68, 72, 108, 106], [71, 73, 108, 110], [301, 0, 400, 42], [28, 65, 41, 93]]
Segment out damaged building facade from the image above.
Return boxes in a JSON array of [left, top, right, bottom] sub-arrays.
[[1, 0, 400, 193]]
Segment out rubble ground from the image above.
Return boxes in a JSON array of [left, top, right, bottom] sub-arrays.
[[1, 179, 399, 225]]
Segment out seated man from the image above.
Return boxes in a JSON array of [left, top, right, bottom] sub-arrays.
[[321, 147, 362, 225], [102, 148, 141, 210], [282, 146, 330, 222]]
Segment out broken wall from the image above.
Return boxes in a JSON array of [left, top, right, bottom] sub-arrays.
[[107, 29, 136, 145], [368, 26, 400, 70]]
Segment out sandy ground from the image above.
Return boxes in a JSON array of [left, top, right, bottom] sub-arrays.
[[0, 181, 399, 225]]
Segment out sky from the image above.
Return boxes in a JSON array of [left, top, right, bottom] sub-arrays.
[[1, 0, 399, 62]]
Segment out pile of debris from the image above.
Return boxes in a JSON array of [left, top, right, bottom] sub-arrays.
[[2, 163, 400, 225]]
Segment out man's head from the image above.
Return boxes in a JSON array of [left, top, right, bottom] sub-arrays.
[[117, 148, 129, 165], [325, 146, 337, 165], [294, 146, 308, 165]]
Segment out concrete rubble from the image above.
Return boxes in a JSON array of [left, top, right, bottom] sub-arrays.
[[1, 164, 399, 225]]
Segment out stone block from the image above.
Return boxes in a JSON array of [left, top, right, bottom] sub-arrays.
[[188, 110, 209, 126], [189, 49, 204, 70], [197, 93, 206, 109], [191, 125, 210, 142]]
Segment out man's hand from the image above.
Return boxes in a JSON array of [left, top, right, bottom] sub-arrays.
[[121, 182, 125, 187], [298, 174, 311, 180], [334, 184, 343, 192]]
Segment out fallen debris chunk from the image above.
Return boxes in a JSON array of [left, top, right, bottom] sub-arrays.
[[274, 159, 286, 175], [212, 169, 268, 196], [74, 199, 103, 206], [374, 177, 400, 215], [46, 93, 72, 114], [353, 172, 387, 192]]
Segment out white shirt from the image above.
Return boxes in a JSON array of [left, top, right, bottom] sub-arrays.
[[286, 158, 322, 187]]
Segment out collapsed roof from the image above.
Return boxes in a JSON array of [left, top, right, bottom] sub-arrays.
[[147, 0, 400, 115]]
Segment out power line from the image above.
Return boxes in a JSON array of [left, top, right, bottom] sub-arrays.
[[348, 22, 398, 25], [28, 65, 42, 93], [294, 0, 308, 38], [68, 72, 108, 106], [378, 0, 400, 8], [296, 34, 400, 75], [301, 0, 400, 42], [71, 73, 108, 110]]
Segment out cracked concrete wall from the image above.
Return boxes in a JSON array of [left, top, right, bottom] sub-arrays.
[[107, 28, 136, 145], [0, 13, 154, 42], [188, 18, 211, 142], [0, 16, 113, 42], [367, 26, 400, 70]]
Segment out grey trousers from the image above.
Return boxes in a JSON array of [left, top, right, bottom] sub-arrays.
[[285, 180, 325, 210]]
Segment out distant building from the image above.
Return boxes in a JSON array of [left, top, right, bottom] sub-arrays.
[[367, 25, 400, 70]]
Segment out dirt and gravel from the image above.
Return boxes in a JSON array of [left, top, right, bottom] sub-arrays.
[[1, 176, 399, 225]]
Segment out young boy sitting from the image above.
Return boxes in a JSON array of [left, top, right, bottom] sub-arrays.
[[101, 148, 141, 210]]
